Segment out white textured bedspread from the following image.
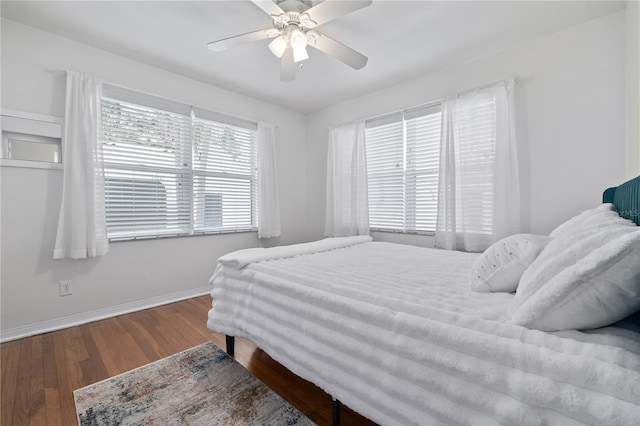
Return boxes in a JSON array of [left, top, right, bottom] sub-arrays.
[[208, 241, 640, 426]]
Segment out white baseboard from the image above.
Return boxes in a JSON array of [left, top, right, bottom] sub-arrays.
[[0, 286, 211, 343]]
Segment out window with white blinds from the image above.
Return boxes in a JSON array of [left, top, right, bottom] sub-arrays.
[[365, 105, 442, 233], [365, 115, 405, 231], [192, 115, 256, 233], [102, 87, 257, 240]]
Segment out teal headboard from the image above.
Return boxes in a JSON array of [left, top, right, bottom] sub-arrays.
[[602, 175, 640, 225]]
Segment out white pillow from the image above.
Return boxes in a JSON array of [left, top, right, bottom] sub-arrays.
[[509, 228, 640, 331], [470, 234, 551, 293], [513, 216, 637, 308], [512, 223, 628, 310], [582, 209, 636, 228], [549, 203, 613, 238]]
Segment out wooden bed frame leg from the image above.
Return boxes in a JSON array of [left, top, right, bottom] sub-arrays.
[[225, 335, 235, 356], [332, 399, 341, 426]]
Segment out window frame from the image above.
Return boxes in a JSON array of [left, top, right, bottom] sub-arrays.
[[365, 103, 442, 236], [0, 109, 63, 170], [101, 86, 258, 242], [190, 110, 258, 235]]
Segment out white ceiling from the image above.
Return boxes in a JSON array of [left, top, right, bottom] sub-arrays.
[[1, 1, 626, 114]]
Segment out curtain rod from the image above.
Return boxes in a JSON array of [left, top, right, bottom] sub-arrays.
[[58, 68, 278, 129]]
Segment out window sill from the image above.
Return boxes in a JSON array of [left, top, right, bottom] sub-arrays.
[[108, 228, 258, 242], [370, 228, 435, 237]]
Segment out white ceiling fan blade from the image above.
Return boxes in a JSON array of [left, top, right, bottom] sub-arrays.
[[207, 29, 276, 52], [310, 33, 368, 70], [280, 48, 297, 83], [251, 0, 286, 18], [304, 0, 372, 27]]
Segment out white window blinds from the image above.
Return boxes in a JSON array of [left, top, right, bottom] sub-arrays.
[[102, 99, 192, 238], [101, 86, 257, 240], [365, 114, 404, 231], [192, 116, 256, 233], [365, 105, 441, 233], [406, 107, 442, 232]]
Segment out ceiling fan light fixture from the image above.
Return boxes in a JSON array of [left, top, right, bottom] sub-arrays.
[[289, 27, 308, 50], [293, 45, 309, 63], [268, 35, 288, 58]]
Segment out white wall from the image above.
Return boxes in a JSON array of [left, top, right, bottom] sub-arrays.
[[626, 1, 640, 179], [1, 9, 633, 336], [0, 19, 309, 334], [306, 11, 628, 245]]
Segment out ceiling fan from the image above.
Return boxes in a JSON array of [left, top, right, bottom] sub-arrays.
[[207, 0, 372, 82]]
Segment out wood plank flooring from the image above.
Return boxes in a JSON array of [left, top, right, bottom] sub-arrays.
[[0, 296, 377, 426]]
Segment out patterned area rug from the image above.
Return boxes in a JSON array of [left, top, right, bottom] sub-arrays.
[[74, 341, 314, 425]]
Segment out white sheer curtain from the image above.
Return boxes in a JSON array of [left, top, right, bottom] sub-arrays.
[[435, 79, 520, 252], [257, 122, 281, 239], [54, 70, 109, 259], [324, 120, 369, 237]]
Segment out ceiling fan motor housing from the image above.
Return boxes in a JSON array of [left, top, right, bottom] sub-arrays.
[[274, 11, 316, 29], [272, 10, 318, 47]]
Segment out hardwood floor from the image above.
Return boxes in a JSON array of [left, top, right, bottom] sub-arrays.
[[0, 295, 376, 426]]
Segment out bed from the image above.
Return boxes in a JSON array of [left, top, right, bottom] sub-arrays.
[[207, 176, 640, 425]]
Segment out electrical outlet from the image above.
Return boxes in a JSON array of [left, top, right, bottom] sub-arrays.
[[59, 280, 73, 296]]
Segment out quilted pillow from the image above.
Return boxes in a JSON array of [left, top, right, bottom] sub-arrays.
[[509, 227, 640, 331], [470, 234, 551, 293]]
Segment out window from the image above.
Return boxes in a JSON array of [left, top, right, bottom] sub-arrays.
[[1, 110, 63, 169], [192, 109, 257, 233], [365, 105, 442, 234], [102, 86, 257, 240], [365, 95, 502, 237]]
